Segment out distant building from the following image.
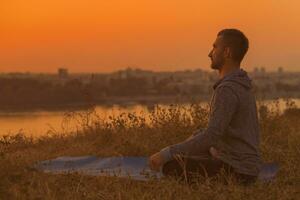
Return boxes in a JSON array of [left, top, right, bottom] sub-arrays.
[[58, 68, 68, 79], [253, 67, 259, 74]]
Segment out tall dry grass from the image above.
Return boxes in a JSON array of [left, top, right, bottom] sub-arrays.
[[0, 99, 299, 199]]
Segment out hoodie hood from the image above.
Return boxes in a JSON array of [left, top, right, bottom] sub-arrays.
[[213, 68, 252, 90]]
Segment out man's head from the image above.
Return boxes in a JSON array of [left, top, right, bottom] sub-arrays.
[[208, 29, 249, 70]]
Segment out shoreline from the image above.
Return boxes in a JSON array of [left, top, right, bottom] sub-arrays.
[[0, 94, 299, 113]]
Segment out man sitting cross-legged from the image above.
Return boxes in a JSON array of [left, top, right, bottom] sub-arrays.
[[149, 29, 262, 185]]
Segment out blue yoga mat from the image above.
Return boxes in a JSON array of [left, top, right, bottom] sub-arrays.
[[35, 156, 162, 181], [35, 156, 279, 182]]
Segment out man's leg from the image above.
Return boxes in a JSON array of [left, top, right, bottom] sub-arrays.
[[162, 156, 232, 183], [162, 157, 257, 185]]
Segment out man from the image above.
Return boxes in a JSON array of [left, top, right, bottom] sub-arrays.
[[149, 29, 262, 184]]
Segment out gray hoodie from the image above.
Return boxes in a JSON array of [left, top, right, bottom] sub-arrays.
[[160, 68, 262, 176]]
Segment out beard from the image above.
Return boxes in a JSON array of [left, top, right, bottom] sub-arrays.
[[210, 57, 225, 70]]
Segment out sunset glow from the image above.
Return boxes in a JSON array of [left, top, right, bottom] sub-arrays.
[[1, 0, 300, 72]]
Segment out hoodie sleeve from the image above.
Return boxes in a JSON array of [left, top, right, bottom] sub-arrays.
[[160, 85, 239, 163]]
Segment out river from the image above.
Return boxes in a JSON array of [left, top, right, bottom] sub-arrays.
[[0, 98, 299, 137]]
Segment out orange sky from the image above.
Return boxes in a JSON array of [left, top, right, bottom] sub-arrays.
[[1, 0, 300, 73]]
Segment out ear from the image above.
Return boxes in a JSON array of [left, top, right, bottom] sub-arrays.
[[224, 47, 232, 59]]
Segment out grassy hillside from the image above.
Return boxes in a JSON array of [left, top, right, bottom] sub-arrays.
[[0, 99, 299, 199]]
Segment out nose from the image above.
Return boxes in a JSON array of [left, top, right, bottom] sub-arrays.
[[208, 50, 212, 58]]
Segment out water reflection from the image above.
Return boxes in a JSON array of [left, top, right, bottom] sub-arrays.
[[0, 98, 299, 137]]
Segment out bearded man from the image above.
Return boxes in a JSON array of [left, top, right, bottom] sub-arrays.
[[149, 29, 262, 184]]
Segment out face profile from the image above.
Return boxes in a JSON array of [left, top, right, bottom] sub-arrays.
[[208, 29, 249, 71], [208, 36, 226, 70]]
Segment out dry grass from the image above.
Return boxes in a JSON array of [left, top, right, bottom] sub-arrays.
[[0, 99, 299, 200]]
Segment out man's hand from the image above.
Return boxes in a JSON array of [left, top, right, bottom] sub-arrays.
[[149, 152, 164, 171], [209, 146, 221, 159]]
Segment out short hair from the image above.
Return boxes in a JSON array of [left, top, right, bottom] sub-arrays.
[[217, 29, 249, 62]]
